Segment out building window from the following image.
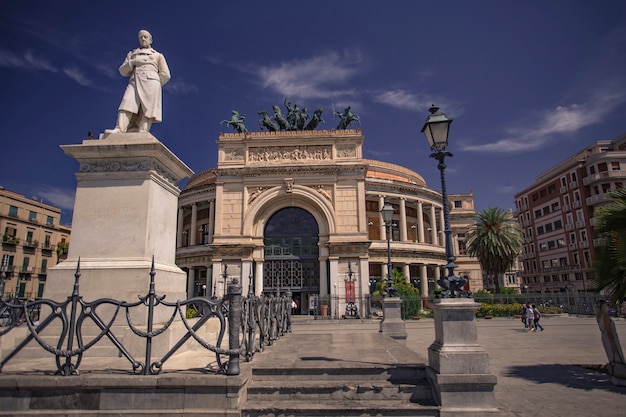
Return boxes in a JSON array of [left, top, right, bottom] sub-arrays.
[[534, 209, 542, 219], [537, 226, 544, 235], [8, 205, 18, 217], [545, 223, 553, 233], [46, 216, 54, 226], [589, 166, 596, 175], [561, 177, 567, 187], [454, 200, 462, 209], [571, 172, 577, 182], [29, 211, 37, 222], [612, 161, 620, 171], [554, 220, 562, 230], [41, 259, 47, 274]]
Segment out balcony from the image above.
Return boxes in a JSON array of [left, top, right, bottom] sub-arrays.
[[565, 223, 575, 232], [582, 170, 626, 186], [560, 185, 568, 193], [579, 240, 589, 248], [572, 200, 582, 209], [1, 235, 19, 245], [23, 239, 39, 248], [575, 221, 585, 229], [586, 193, 610, 206], [569, 243, 577, 250], [562, 204, 571, 212], [569, 181, 579, 189], [593, 237, 607, 247]]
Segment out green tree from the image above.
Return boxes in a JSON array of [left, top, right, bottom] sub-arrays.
[[373, 269, 419, 297], [466, 207, 523, 293], [591, 189, 626, 304]]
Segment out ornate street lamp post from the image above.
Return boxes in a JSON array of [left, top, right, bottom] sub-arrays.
[[421, 105, 468, 297], [222, 264, 229, 298], [380, 202, 396, 297]]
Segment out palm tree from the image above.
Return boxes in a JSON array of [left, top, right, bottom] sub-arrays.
[[591, 189, 626, 304], [466, 207, 523, 293]]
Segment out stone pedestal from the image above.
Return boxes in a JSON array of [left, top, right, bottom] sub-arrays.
[[426, 298, 498, 415], [46, 132, 193, 343], [379, 297, 407, 340]]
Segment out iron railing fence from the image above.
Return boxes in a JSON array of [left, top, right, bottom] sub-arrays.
[[473, 291, 617, 317], [0, 259, 291, 376]]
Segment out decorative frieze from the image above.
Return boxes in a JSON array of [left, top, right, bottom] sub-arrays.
[[248, 145, 332, 163], [336, 144, 357, 158], [78, 159, 178, 186]]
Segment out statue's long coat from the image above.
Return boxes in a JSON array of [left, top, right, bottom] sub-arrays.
[[118, 47, 170, 122]]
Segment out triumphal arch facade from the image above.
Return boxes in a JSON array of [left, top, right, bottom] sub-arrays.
[[176, 128, 481, 314]]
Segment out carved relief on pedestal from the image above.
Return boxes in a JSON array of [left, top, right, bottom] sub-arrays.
[[336, 143, 357, 158], [248, 145, 332, 163]]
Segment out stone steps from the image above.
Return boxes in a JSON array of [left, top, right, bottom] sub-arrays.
[[242, 364, 438, 417]]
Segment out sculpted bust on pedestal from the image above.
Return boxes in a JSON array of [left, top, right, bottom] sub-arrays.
[[107, 30, 171, 133]]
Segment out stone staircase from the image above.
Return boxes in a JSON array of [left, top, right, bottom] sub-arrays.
[[242, 363, 439, 417]]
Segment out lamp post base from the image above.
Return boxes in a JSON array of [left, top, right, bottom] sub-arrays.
[[379, 297, 407, 340]]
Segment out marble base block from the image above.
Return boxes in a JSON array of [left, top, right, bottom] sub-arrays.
[[379, 297, 407, 340], [425, 298, 498, 414]]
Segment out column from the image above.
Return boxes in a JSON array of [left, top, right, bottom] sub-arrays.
[[329, 258, 339, 318], [241, 260, 252, 295], [434, 263, 441, 289], [187, 268, 195, 299], [319, 259, 328, 296], [403, 263, 410, 283], [417, 200, 425, 243], [190, 203, 197, 246], [399, 198, 407, 242], [430, 205, 437, 244], [208, 199, 215, 243], [420, 264, 429, 309], [439, 208, 445, 247], [254, 261, 263, 296], [177, 207, 184, 248], [378, 195, 386, 240], [212, 261, 223, 297]]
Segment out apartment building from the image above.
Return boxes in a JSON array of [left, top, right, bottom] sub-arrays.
[[0, 187, 71, 299], [514, 133, 626, 294]]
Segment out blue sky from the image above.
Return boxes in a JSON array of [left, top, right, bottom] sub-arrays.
[[1, 1, 625, 225]]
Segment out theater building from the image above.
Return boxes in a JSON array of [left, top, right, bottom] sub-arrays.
[[175, 129, 482, 313]]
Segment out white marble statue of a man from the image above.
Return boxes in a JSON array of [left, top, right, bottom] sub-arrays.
[[108, 30, 170, 133]]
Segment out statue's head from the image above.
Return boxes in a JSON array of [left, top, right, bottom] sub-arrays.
[[138, 30, 153, 48]]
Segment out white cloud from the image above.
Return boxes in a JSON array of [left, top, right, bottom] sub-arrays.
[[165, 79, 199, 94], [34, 186, 75, 212], [254, 52, 360, 99], [0, 49, 57, 72], [63, 67, 93, 87], [461, 90, 626, 153]]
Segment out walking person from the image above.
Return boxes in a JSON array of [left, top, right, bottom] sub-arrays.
[[532, 304, 544, 331], [526, 303, 536, 331], [522, 302, 529, 328]]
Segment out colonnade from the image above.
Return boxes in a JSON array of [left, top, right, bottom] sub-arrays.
[[175, 194, 459, 302]]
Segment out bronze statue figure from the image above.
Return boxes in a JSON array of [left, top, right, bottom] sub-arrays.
[[221, 110, 248, 133]]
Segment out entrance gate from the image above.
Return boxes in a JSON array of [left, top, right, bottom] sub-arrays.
[[263, 208, 320, 308]]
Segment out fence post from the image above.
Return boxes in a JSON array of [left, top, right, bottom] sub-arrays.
[[227, 279, 242, 375]]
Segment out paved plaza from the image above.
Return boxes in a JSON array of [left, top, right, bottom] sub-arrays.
[[1, 315, 625, 416], [289, 315, 626, 416]]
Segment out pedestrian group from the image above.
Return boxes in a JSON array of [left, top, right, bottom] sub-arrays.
[[522, 302, 544, 332]]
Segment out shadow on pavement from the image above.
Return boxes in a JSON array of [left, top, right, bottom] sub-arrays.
[[503, 364, 626, 394]]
